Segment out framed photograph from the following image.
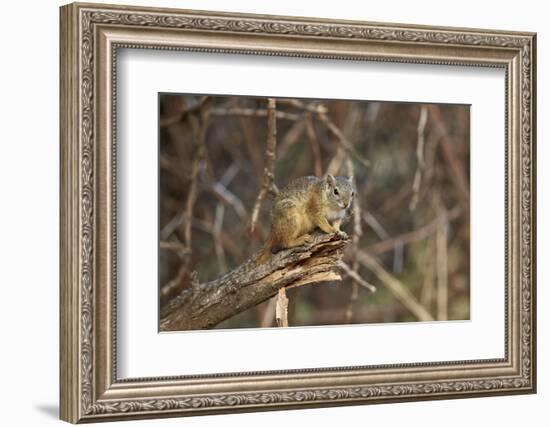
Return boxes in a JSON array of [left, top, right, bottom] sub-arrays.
[[60, 2, 537, 423]]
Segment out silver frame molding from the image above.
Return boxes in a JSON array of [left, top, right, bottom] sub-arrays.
[[60, 2, 536, 423]]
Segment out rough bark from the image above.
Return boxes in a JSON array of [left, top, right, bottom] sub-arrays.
[[160, 232, 348, 331]]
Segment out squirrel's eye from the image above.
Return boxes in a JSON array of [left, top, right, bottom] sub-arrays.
[[333, 188, 339, 196], [351, 191, 355, 197]]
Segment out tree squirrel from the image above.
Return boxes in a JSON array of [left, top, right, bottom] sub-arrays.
[[258, 174, 354, 263]]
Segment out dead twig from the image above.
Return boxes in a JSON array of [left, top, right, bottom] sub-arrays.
[[213, 203, 228, 274], [327, 102, 364, 177], [427, 105, 470, 211], [159, 96, 208, 128], [277, 119, 306, 160], [277, 99, 327, 114], [410, 105, 428, 211], [363, 211, 391, 240], [317, 112, 371, 170], [182, 100, 210, 255], [191, 215, 245, 262], [260, 297, 278, 328], [434, 199, 449, 321], [276, 288, 289, 327], [364, 205, 461, 255], [159, 154, 187, 182], [338, 261, 376, 293], [305, 115, 323, 177], [357, 251, 434, 322], [420, 236, 436, 310], [210, 107, 301, 121], [250, 98, 278, 234], [159, 240, 189, 260], [377, 184, 412, 216], [160, 100, 211, 305], [182, 147, 202, 252], [345, 158, 364, 322], [326, 148, 347, 176], [159, 265, 187, 307], [282, 99, 369, 173], [210, 182, 248, 221], [238, 116, 264, 177]]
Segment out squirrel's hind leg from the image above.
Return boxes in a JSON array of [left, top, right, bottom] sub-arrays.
[[271, 204, 312, 251], [287, 233, 313, 247], [273, 233, 313, 253]]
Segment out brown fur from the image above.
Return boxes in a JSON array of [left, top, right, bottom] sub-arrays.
[[257, 175, 354, 263]]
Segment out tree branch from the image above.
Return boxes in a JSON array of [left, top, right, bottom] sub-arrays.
[[160, 232, 349, 331], [427, 105, 470, 211], [250, 98, 278, 234], [356, 250, 434, 322]]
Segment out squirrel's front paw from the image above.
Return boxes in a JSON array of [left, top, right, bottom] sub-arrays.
[[335, 230, 348, 239]]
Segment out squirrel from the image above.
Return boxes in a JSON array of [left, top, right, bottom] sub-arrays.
[[258, 174, 354, 263]]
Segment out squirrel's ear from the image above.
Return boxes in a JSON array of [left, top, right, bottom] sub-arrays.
[[325, 174, 336, 187], [347, 175, 354, 184]]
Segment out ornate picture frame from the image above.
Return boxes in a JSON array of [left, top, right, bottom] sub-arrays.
[[60, 2, 536, 423]]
